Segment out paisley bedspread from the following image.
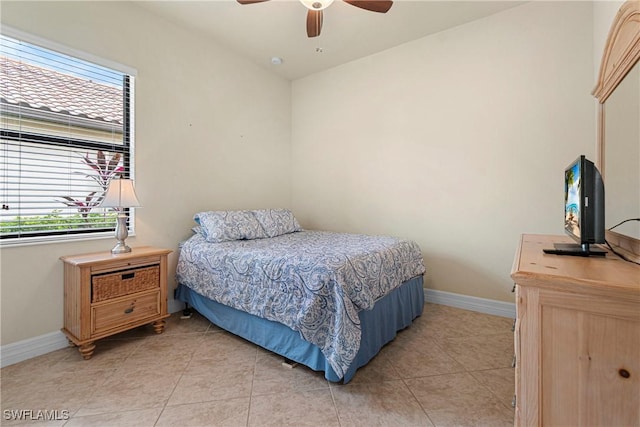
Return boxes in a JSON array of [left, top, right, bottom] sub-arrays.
[[176, 230, 426, 377]]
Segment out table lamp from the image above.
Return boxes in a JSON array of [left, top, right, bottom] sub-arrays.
[[99, 178, 141, 254]]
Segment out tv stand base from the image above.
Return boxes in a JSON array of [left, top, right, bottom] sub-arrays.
[[543, 243, 607, 257]]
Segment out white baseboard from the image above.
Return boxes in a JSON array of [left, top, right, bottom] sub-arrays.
[[1, 303, 186, 368], [168, 298, 184, 315], [425, 288, 516, 318], [0, 330, 69, 368], [2, 291, 513, 368]]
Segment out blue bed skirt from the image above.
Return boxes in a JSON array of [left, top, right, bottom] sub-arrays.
[[175, 275, 424, 383]]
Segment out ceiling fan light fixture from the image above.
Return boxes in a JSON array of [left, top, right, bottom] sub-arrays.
[[300, 0, 334, 10]]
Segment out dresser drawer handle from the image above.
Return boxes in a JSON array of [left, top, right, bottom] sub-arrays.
[[124, 307, 134, 314], [619, 369, 631, 379], [122, 272, 135, 280]]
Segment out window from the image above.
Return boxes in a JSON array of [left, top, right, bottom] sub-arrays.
[[0, 30, 135, 244]]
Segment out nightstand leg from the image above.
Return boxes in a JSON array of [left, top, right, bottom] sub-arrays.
[[78, 342, 96, 360], [152, 319, 166, 334]]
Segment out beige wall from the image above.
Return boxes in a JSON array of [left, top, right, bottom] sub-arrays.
[[291, 1, 596, 303], [0, 1, 292, 345], [0, 0, 604, 348]]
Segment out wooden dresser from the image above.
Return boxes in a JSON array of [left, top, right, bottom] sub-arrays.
[[61, 246, 172, 359], [511, 234, 639, 426]]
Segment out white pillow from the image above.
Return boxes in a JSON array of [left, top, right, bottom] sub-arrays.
[[194, 210, 267, 243], [252, 208, 302, 238]]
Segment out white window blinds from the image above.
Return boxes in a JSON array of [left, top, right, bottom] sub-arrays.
[[0, 33, 135, 243]]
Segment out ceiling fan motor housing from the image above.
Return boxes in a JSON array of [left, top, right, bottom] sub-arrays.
[[300, 0, 334, 10]]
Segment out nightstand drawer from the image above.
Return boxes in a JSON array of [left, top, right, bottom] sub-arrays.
[[92, 265, 159, 302], [92, 291, 160, 334]]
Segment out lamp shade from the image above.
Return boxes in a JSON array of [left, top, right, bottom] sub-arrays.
[[100, 179, 141, 208]]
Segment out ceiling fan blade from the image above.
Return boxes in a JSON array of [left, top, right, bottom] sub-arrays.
[[306, 9, 323, 38], [343, 0, 393, 13], [237, 0, 270, 4]]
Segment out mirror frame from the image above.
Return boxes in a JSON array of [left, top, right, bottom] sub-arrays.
[[593, 0, 640, 262]]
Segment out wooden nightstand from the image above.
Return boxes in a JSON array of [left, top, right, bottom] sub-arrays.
[[60, 246, 172, 359]]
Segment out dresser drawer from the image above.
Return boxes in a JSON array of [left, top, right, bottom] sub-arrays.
[[92, 291, 160, 335], [92, 265, 159, 303]]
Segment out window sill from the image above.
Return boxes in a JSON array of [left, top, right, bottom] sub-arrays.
[[0, 231, 137, 249]]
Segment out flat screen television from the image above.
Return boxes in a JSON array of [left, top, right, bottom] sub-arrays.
[[544, 155, 606, 257]]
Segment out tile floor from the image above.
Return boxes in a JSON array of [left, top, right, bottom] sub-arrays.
[[1, 303, 515, 426]]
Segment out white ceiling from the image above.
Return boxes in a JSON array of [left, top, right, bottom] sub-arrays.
[[134, 0, 523, 81]]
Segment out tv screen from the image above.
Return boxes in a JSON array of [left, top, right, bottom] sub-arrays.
[[564, 160, 581, 239], [545, 155, 606, 257]]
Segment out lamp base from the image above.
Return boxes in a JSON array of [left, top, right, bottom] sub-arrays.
[[111, 213, 131, 254], [111, 241, 132, 254]]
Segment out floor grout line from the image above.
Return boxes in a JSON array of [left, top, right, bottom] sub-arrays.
[[1, 306, 515, 426]]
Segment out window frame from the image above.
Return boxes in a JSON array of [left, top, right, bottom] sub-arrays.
[[0, 26, 137, 247]]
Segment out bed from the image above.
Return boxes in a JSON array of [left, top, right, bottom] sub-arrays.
[[175, 209, 426, 383]]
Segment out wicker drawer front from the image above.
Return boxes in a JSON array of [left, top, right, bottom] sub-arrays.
[[92, 291, 160, 335], [92, 266, 159, 303]]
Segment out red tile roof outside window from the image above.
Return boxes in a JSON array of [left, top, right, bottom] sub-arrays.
[[1, 57, 123, 126]]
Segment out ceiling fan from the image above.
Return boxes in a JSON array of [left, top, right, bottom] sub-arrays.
[[237, 0, 393, 38]]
